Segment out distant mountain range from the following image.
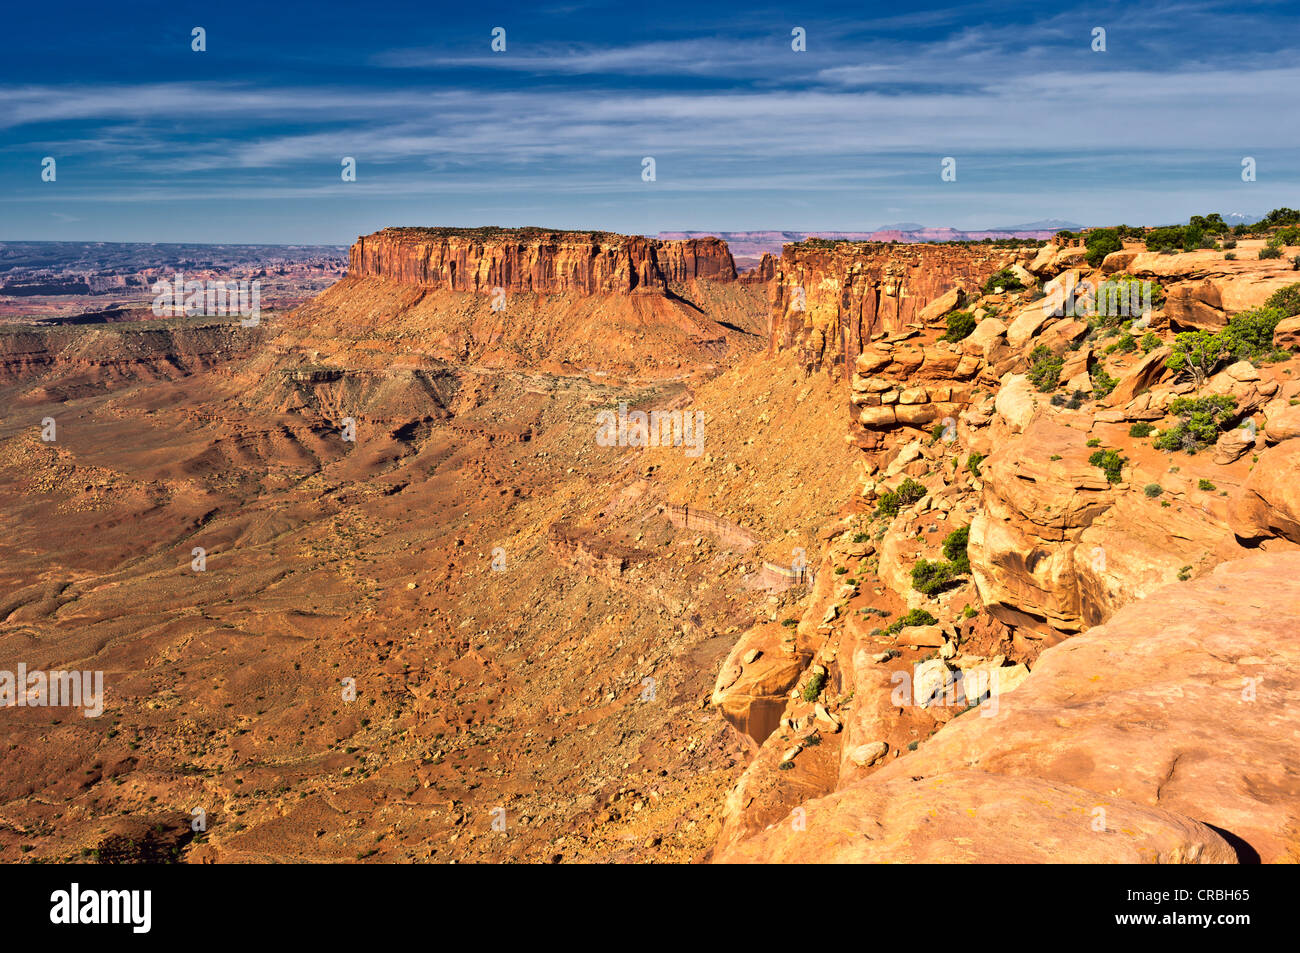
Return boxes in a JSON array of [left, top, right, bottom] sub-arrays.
[[655, 223, 1085, 263]]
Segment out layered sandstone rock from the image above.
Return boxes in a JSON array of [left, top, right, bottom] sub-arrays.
[[722, 553, 1300, 864], [849, 334, 982, 447], [739, 252, 777, 285], [349, 227, 736, 295], [969, 415, 1236, 633], [1113, 250, 1298, 331], [769, 241, 1017, 372]]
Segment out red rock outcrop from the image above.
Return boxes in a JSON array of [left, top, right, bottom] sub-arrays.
[[720, 552, 1300, 863], [768, 241, 1016, 372], [739, 252, 777, 285], [1229, 438, 1300, 546], [349, 227, 735, 296]]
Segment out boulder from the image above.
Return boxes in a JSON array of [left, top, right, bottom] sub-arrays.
[[895, 624, 945, 648], [1006, 304, 1055, 350], [960, 317, 1008, 361], [991, 374, 1039, 435], [1104, 346, 1169, 407], [1212, 426, 1255, 465], [1275, 315, 1300, 350], [917, 286, 964, 325], [712, 623, 814, 745], [1265, 402, 1300, 443], [1228, 439, 1300, 545], [1100, 250, 1140, 274]]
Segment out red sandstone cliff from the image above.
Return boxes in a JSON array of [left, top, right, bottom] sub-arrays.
[[348, 227, 735, 296], [769, 241, 1015, 372]]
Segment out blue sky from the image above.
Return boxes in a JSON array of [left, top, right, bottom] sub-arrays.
[[1, 0, 1297, 243]]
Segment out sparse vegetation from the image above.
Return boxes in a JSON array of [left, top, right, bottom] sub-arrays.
[[874, 477, 927, 519], [1091, 366, 1119, 399], [1129, 422, 1154, 437], [1198, 479, 1217, 491], [1144, 483, 1164, 498], [911, 557, 962, 596], [981, 268, 1025, 295], [910, 525, 971, 597], [1028, 345, 1064, 392], [801, 669, 828, 702], [1153, 395, 1238, 453], [966, 452, 985, 479], [1084, 228, 1123, 267], [1088, 447, 1127, 483], [1264, 283, 1300, 317], [883, 608, 938, 636], [940, 309, 976, 343], [942, 525, 971, 574]]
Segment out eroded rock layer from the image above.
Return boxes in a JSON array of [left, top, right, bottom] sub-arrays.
[[349, 227, 736, 296], [769, 241, 1014, 372]]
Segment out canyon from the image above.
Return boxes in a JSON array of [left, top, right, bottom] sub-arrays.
[[2, 225, 1299, 864]]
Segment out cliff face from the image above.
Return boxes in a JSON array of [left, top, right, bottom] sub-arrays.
[[348, 227, 735, 296], [769, 241, 1014, 372]]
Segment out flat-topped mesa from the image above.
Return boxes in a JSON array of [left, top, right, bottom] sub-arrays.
[[348, 227, 736, 296], [770, 240, 1019, 372]]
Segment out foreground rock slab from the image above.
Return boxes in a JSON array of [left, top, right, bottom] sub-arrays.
[[719, 552, 1300, 863], [717, 771, 1236, 863]]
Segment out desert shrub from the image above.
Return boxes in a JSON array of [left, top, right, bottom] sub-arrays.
[[1085, 228, 1123, 267], [1223, 239, 1238, 249], [981, 268, 1024, 295], [1264, 284, 1300, 317], [1092, 366, 1119, 399], [1221, 307, 1283, 363], [1167, 330, 1226, 386], [911, 558, 963, 596], [1027, 345, 1064, 392], [1260, 208, 1300, 228], [940, 310, 976, 343], [1224, 252, 1236, 260], [1088, 447, 1127, 483], [1144, 483, 1164, 498], [1260, 246, 1283, 260], [1094, 276, 1164, 324], [1106, 333, 1137, 354], [942, 525, 971, 574], [1153, 395, 1238, 453], [1271, 225, 1300, 246], [1198, 479, 1217, 491], [966, 452, 985, 479], [883, 608, 939, 635], [1145, 226, 1186, 252], [801, 669, 828, 702], [1129, 421, 1154, 437], [875, 477, 927, 519], [1140, 332, 1162, 353]]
